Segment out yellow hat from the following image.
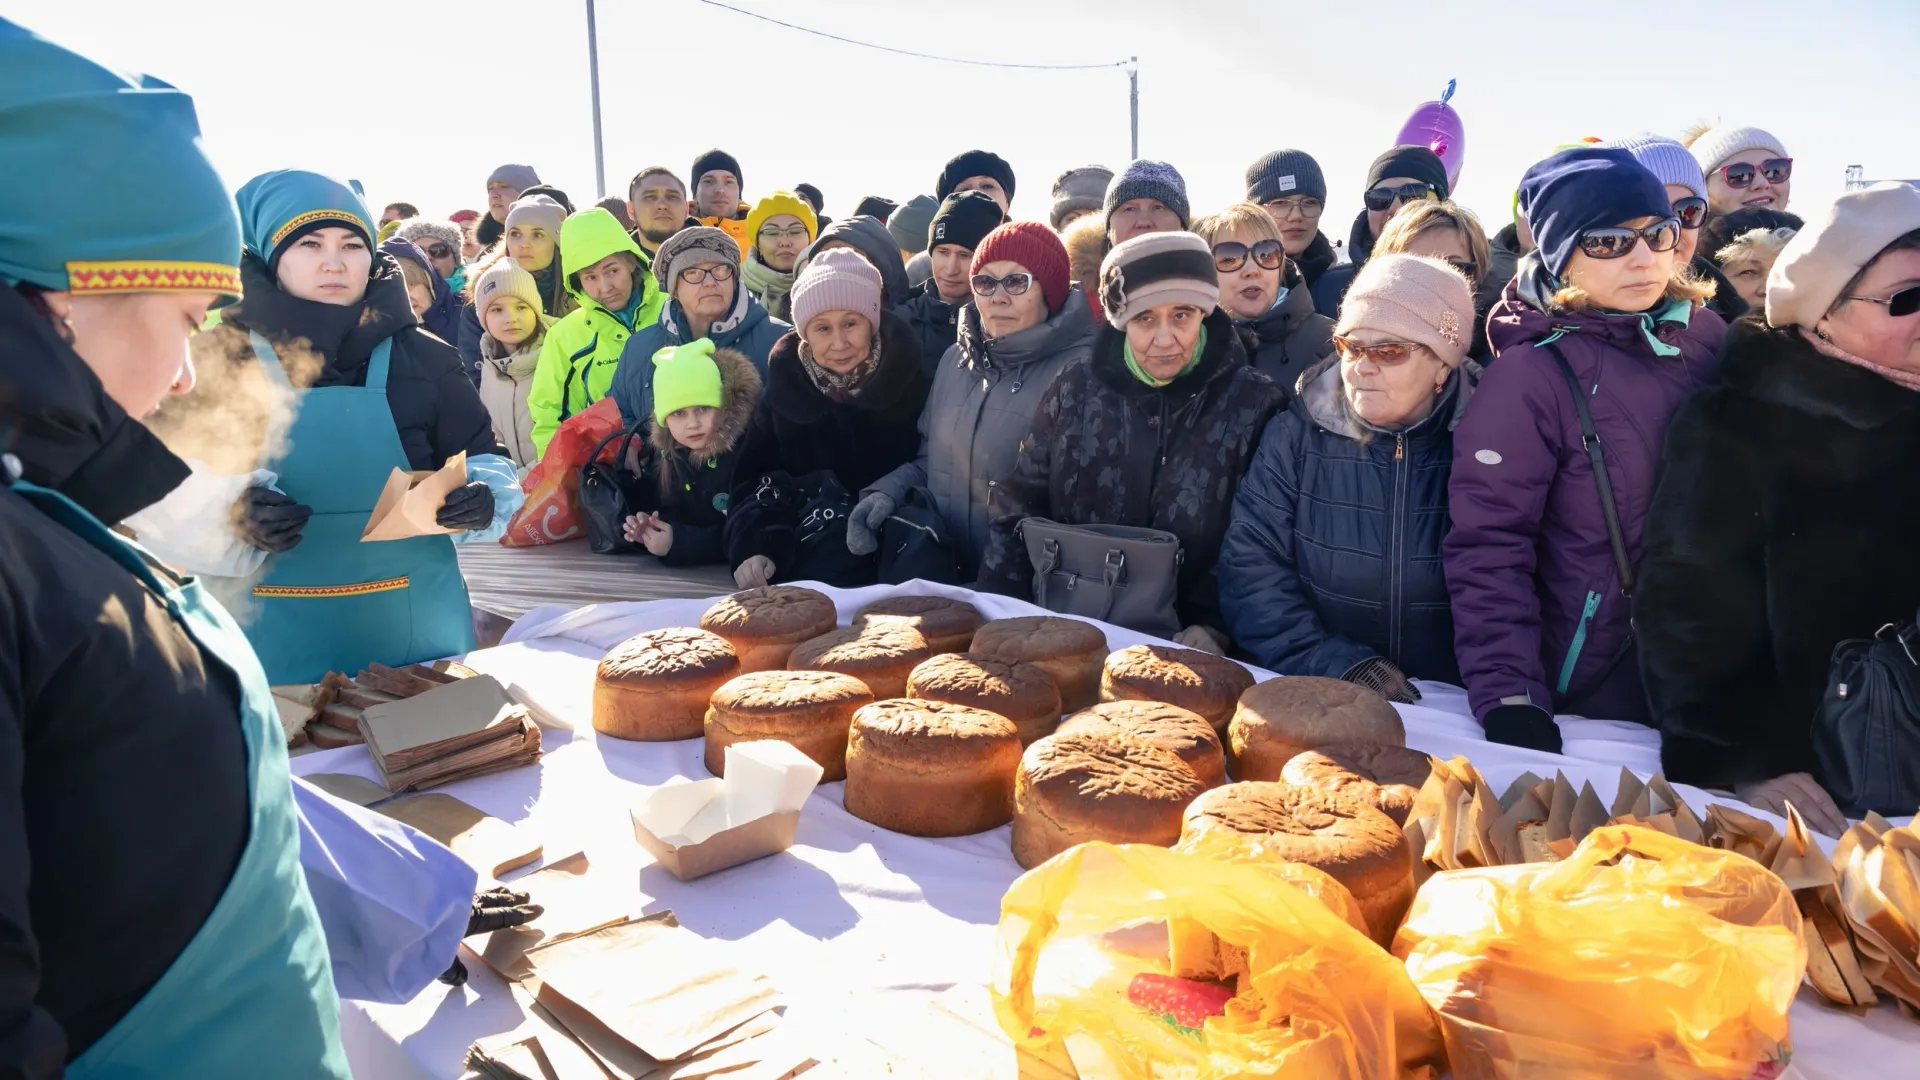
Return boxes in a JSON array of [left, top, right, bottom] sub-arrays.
[[744, 191, 818, 251]]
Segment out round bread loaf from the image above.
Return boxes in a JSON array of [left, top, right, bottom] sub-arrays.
[[854, 596, 984, 654], [1228, 676, 1404, 782], [1012, 729, 1209, 869], [704, 670, 876, 781], [1056, 700, 1226, 788], [788, 623, 933, 700], [593, 627, 740, 741], [969, 617, 1107, 711], [1100, 644, 1255, 734], [1180, 781, 1413, 945], [906, 652, 1062, 745], [699, 586, 838, 672], [1281, 743, 1434, 826], [844, 699, 1022, 837]]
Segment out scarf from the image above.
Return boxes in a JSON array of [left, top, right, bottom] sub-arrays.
[[1124, 324, 1208, 388], [740, 249, 795, 312], [798, 333, 883, 402], [1804, 327, 1920, 393]]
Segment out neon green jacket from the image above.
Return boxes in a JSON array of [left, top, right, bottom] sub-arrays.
[[528, 209, 665, 457]]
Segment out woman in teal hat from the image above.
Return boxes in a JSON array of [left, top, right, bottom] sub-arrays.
[[0, 17, 350, 1078], [159, 168, 524, 684]]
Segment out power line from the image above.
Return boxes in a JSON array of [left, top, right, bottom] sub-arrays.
[[693, 0, 1132, 71]]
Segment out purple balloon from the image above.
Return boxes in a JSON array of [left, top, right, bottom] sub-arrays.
[[1396, 79, 1466, 190]]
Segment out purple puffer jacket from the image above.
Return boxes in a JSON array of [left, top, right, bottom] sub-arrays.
[[1445, 263, 1726, 723]]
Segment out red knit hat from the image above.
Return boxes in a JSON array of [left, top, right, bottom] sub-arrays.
[[971, 221, 1072, 315]]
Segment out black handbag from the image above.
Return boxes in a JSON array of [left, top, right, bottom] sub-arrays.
[[1813, 612, 1920, 815], [578, 421, 649, 555], [735, 471, 877, 587], [877, 488, 959, 585]]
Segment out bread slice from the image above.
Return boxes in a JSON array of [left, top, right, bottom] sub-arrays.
[[338, 684, 400, 710], [272, 693, 316, 744], [306, 721, 366, 749], [356, 664, 440, 698], [320, 702, 365, 734]]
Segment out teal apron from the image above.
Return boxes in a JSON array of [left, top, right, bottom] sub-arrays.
[[245, 332, 475, 684], [15, 481, 349, 1080]]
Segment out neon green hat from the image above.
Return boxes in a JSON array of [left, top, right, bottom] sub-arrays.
[[651, 338, 723, 425]]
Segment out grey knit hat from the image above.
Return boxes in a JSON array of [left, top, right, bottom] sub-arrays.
[[1245, 149, 1327, 204], [488, 163, 540, 191], [1104, 160, 1190, 228], [1050, 165, 1114, 230], [394, 219, 465, 262], [887, 194, 939, 253], [1098, 231, 1219, 329], [653, 225, 740, 292], [1609, 133, 1708, 199]]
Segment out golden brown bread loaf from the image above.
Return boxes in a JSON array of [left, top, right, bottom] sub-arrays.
[[703, 670, 876, 781], [1280, 743, 1435, 826], [787, 623, 934, 700], [1055, 700, 1226, 789], [905, 652, 1062, 746], [853, 595, 984, 654], [843, 699, 1022, 837], [1227, 676, 1404, 782], [1180, 781, 1413, 946], [593, 628, 740, 741], [1099, 644, 1255, 734], [968, 616, 1107, 711], [699, 586, 839, 672], [1012, 729, 1209, 869]]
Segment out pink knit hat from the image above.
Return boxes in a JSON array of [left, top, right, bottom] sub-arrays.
[[791, 248, 883, 331], [1333, 254, 1476, 369]]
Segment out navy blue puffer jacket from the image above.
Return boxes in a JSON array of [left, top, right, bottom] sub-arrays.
[[1219, 355, 1477, 682]]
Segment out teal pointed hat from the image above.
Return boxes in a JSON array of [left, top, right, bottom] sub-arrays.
[[0, 18, 241, 296], [236, 169, 375, 272]]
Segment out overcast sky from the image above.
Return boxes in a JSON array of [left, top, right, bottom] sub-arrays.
[[11, 0, 1918, 239]]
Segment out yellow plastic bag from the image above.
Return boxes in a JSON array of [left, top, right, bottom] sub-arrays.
[[991, 842, 1444, 1079], [1395, 825, 1804, 1080], [1170, 826, 1372, 938]]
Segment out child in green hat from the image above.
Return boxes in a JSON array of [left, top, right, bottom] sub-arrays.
[[620, 338, 762, 564]]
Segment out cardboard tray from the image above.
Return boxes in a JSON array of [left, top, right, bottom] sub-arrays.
[[632, 806, 803, 882]]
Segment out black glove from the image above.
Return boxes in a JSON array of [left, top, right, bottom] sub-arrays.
[[233, 485, 312, 553], [1341, 657, 1421, 704], [436, 481, 495, 531], [437, 957, 468, 987], [465, 886, 543, 936], [1483, 703, 1563, 754]]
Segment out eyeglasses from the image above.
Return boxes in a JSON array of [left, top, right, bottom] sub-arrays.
[[1849, 284, 1920, 318], [758, 226, 810, 241], [1363, 182, 1439, 212], [1263, 196, 1324, 220], [422, 243, 454, 260], [1212, 239, 1286, 273], [1576, 218, 1682, 260], [1333, 335, 1425, 366], [971, 271, 1033, 297], [1670, 197, 1709, 230], [1719, 158, 1793, 189], [1443, 257, 1479, 279], [678, 264, 736, 284]]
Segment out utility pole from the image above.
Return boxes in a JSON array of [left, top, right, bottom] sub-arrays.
[[1128, 57, 1139, 160], [586, 0, 607, 199]]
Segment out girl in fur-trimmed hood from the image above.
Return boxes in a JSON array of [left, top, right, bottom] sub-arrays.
[[620, 338, 762, 565]]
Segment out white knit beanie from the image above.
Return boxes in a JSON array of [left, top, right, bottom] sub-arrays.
[[1688, 124, 1789, 173], [1766, 182, 1920, 330], [1335, 254, 1476, 369], [473, 256, 543, 316], [791, 248, 883, 331]]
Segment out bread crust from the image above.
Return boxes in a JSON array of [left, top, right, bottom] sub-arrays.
[[703, 670, 875, 780], [593, 628, 740, 741], [700, 586, 839, 672], [906, 652, 1062, 746], [1228, 676, 1404, 782], [1012, 729, 1207, 869], [843, 700, 1021, 837], [969, 617, 1107, 711]]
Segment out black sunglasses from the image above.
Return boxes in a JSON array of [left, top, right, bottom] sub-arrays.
[[971, 271, 1033, 297], [1850, 284, 1920, 318], [1363, 182, 1439, 212], [1212, 239, 1285, 273], [1670, 197, 1708, 230], [1577, 218, 1682, 260], [1720, 158, 1793, 189]]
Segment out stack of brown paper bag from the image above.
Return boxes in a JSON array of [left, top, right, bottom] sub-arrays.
[[360, 673, 542, 792]]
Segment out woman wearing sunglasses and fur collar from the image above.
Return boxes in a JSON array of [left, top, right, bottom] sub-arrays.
[[1636, 183, 1920, 834], [1444, 147, 1726, 755]]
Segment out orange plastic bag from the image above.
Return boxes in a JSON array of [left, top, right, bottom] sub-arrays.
[[500, 398, 624, 546], [1395, 825, 1804, 1080], [992, 842, 1444, 1079]]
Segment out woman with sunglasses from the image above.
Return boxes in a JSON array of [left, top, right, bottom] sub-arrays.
[[1370, 200, 1494, 361], [1219, 255, 1479, 701], [1615, 133, 1754, 322], [1313, 145, 1451, 318], [855, 223, 1094, 578], [1686, 123, 1793, 215], [1192, 202, 1335, 398], [1637, 183, 1920, 834], [394, 218, 469, 292], [1445, 147, 1725, 754], [977, 232, 1284, 652]]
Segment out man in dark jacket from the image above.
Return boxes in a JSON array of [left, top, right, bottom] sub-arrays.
[[895, 191, 1001, 375], [1313, 146, 1452, 319]]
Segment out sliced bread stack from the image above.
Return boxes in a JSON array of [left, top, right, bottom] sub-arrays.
[[272, 661, 480, 750]]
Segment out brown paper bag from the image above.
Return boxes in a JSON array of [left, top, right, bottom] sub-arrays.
[[363, 450, 465, 541], [472, 854, 649, 982]]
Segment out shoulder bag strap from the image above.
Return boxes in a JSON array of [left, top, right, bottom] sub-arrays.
[[1542, 339, 1636, 599]]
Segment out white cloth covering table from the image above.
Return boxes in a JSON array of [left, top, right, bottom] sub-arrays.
[[290, 581, 1920, 1080]]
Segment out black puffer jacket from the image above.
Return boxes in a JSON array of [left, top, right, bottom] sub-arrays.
[[629, 346, 762, 567], [1237, 259, 1336, 400], [977, 307, 1285, 633], [895, 281, 963, 376]]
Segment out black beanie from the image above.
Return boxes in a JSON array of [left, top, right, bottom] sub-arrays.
[[1246, 149, 1327, 204], [691, 149, 742, 188], [936, 149, 1016, 205], [793, 183, 824, 212], [852, 195, 899, 223], [928, 191, 1003, 253], [1365, 145, 1449, 198], [518, 184, 575, 215]]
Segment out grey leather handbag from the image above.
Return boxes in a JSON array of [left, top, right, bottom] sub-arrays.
[[1018, 517, 1184, 638]]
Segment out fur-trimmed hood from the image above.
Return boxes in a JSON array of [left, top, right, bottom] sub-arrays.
[[1062, 215, 1109, 293], [649, 344, 763, 463]]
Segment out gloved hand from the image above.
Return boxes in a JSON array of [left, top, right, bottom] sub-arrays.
[[734, 554, 775, 588], [1172, 624, 1228, 655], [1482, 703, 1563, 754], [233, 485, 313, 554], [437, 887, 544, 987], [845, 492, 895, 555], [1734, 772, 1848, 838], [436, 481, 495, 531], [1341, 656, 1421, 704]]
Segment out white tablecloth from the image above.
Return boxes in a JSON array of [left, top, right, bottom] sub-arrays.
[[291, 581, 1920, 1080]]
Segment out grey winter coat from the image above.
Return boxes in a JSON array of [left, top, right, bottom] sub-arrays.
[[865, 290, 1096, 579]]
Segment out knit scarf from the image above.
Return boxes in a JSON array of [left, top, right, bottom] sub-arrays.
[[798, 334, 883, 402], [1803, 327, 1920, 392], [740, 249, 795, 312], [1124, 324, 1208, 388]]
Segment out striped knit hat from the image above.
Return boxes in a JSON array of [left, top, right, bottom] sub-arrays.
[[1097, 231, 1218, 329]]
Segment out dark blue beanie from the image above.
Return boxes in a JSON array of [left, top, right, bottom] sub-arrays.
[[1519, 147, 1672, 278]]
